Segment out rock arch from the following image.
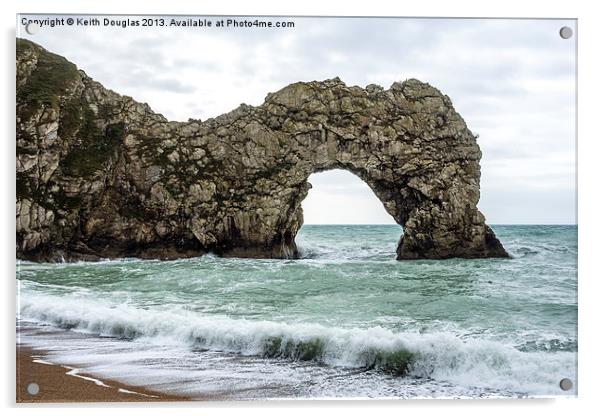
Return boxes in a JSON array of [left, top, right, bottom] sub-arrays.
[[16, 39, 508, 261]]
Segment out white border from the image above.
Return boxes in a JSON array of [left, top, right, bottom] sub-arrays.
[[2, 1, 601, 415]]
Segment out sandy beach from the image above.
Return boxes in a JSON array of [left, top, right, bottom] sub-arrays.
[[16, 345, 189, 403]]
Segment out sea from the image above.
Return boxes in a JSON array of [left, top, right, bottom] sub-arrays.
[[16, 224, 578, 399]]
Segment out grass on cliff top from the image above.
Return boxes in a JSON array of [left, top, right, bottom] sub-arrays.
[[17, 39, 126, 178], [17, 38, 79, 109]]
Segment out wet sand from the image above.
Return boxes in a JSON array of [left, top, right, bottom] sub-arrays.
[[16, 345, 189, 403]]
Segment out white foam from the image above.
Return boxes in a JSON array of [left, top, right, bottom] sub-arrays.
[[31, 358, 54, 365], [117, 388, 158, 398], [17, 287, 576, 396], [66, 368, 111, 387]]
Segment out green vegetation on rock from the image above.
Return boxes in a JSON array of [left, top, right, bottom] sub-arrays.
[[17, 39, 79, 110], [61, 98, 126, 177]]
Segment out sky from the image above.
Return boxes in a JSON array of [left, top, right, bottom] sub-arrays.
[[18, 16, 576, 224]]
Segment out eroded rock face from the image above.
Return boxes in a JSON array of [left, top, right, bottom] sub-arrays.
[[16, 39, 508, 261]]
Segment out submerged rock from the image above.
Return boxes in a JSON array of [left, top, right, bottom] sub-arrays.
[[15, 38, 508, 262]]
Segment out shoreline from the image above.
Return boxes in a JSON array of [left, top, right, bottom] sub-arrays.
[[16, 345, 190, 403]]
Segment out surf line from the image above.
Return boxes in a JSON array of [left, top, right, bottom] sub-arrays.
[[64, 366, 159, 398]]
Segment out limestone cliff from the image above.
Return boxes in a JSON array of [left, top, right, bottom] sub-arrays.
[[16, 39, 508, 261]]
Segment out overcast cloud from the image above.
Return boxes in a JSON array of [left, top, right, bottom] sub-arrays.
[[19, 16, 576, 224]]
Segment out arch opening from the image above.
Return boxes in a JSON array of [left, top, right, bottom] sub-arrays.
[[301, 169, 397, 225], [296, 169, 401, 259]]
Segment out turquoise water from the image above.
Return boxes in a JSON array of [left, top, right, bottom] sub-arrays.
[[17, 225, 577, 398]]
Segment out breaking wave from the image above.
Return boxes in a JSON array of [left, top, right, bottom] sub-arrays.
[[18, 283, 574, 395]]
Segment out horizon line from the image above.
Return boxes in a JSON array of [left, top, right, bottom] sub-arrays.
[[302, 223, 578, 226]]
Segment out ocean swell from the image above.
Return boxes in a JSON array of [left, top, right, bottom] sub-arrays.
[[17, 284, 574, 395]]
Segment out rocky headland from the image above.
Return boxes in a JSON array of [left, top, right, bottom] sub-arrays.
[[16, 38, 508, 261]]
